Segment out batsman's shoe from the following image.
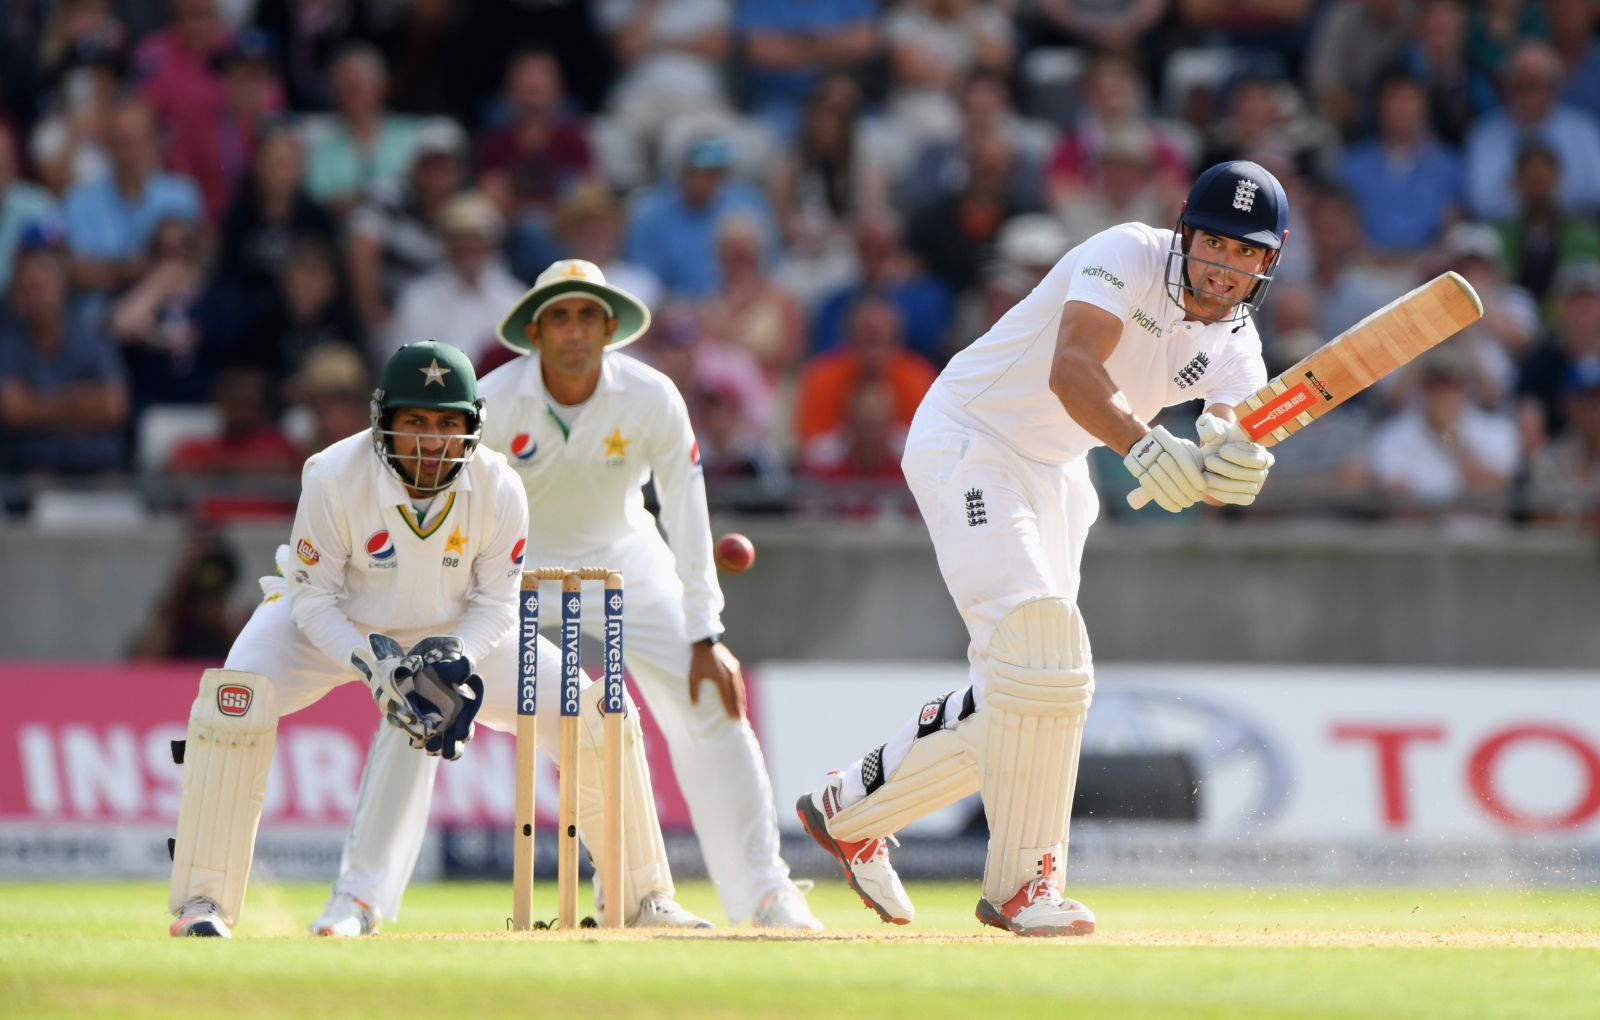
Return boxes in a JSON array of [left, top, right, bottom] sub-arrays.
[[310, 893, 380, 937], [752, 881, 824, 930], [975, 878, 1095, 937], [633, 892, 714, 929], [797, 784, 913, 925], [170, 896, 231, 938]]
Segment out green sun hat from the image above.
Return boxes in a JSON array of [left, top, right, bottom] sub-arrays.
[[496, 259, 652, 354], [378, 340, 480, 413]]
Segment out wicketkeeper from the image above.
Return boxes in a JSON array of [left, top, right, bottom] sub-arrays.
[[169, 340, 710, 937]]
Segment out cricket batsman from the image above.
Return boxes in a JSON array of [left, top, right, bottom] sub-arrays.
[[796, 161, 1285, 935], [317, 260, 821, 933], [169, 340, 709, 937]]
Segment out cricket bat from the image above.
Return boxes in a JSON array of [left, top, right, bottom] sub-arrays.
[[1127, 271, 1483, 508]]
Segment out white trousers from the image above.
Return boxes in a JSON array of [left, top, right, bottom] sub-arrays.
[[844, 400, 1100, 799], [224, 579, 599, 920], [339, 527, 792, 924]]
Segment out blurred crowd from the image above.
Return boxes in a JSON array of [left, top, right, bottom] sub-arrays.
[[1, 0, 1598, 526]]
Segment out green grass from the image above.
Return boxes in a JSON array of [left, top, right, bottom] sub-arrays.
[[3, 880, 1598, 1019]]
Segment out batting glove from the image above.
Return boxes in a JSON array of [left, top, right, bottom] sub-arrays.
[[1124, 425, 1207, 512], [1194, 412, 1275, 505]]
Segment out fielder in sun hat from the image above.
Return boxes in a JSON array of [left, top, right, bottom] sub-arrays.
[[495, 258, 652, 354]]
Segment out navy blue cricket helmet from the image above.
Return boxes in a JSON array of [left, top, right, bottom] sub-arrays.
[[1165, 160, 1289, 322]]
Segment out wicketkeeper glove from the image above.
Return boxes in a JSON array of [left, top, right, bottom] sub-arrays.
[[352, 634, 429, 744], [1124, 425, 1207, 512]]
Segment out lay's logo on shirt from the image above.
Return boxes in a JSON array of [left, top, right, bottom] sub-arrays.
[[296, 538, 319, 565], [510, 433, 537, 460]]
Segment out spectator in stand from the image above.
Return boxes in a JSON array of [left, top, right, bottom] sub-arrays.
[[1305, 0, 1413, 139], [0, 124, 60, 296], [252, 0, 375, 111], [554, 182, 663, 311], [1300, 186, 1410, 342], [769, 73, 891, 305], [477, 51, 594, 285], [908, 132, 1027, 295], [1495, 144, 1600, 310], [1371, 341, 1520, 505], [130, 532, 244, 660], [107, 217, 247, 408], [345, 119, 462, 335], [1525, 359, 1600, 523], [218, 122, 338, 314], [453, 0, 618, 116], [701, 213, 805, 382], [1177, 0, 1314, 72], [946, 213, 1070, 357], [1518, 260, 1600, 439], [1464, 41, 1600, 222], [375, 0, 469, 117], [623, 134, 777, 299], [287, 342, 372, 453], [800, 378, 906, 479], [1339, 70, 1462, 255], [1439, 221, 1539, 407], [1466, 0, 1548, 80], [1203, 65, 1340, 173], [812, 213, 952, 362], [62, 99, 204, 295], [303, 44, 421, 217], [240, 237, 362, 386], [29, 52, 120, 195], [1044, 54, 1188, 209], [796, 295, 934, 446], [385, 191, 525, 366], [736, 0, 879, 138], [883, 0, 1014, 144], [1022, 0, 1167, 53], [161, 27, 284, 225], [599, 0, 734, 143], [906, 72, 1057, 229], [1057, 123, 1173, 246], [1550, 0, 1600, 124], [39, 0, 128, 84], [695, 377, 789, 496], [167, 363, 302, 475], [0, 225, 129, 474], [1399, 0, 1496, 146]]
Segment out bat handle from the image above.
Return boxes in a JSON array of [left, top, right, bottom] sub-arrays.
[[1125, 487, 1153, 510]]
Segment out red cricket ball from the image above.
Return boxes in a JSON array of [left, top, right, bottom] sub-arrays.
[[714, 533, 756, 574]]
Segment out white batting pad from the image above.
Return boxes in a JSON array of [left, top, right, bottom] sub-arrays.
[[977, 597, 1094, 905], [168, 669, 280, 927], [827, 726, 979, 842], [576, 685, 673, 925]]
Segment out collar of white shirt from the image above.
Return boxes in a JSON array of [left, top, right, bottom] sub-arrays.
[[515, 350, 630, 403]]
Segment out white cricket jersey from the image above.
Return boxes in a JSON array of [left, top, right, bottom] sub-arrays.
[[477, 350, 725, 642], [930, 222, 1269, 464], [284, 432, 529, 670]]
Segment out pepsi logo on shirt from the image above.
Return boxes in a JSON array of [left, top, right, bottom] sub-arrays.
[[510, 433, 538, 460], [366, 529, 397, 568]]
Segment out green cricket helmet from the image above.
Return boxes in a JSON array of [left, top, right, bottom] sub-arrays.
[[370, 341, 486, 493]]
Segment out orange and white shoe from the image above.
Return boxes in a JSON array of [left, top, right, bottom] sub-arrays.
[[310, 892, 380, 937], [170, 896, 230, 938], [975, 878, 1094, 937], [796, 779, 913, 925]]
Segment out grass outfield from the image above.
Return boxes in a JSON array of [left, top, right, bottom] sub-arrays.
[[3, 880, 1598, 1019]]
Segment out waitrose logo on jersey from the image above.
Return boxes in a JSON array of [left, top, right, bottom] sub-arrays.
[[1082, 265, 1125, 289]]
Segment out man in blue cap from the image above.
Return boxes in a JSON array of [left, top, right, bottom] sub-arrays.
[[623, 134, 777, 299], [795, 162, 1287, 935]]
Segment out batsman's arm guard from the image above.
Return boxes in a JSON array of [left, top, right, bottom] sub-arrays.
[[168, 669, 279, 928]]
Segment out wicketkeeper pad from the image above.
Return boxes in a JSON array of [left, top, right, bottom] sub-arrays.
[[576, 684, 673, 925], [977, 597, 1094, 905], [168, 669, 279, 927]]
